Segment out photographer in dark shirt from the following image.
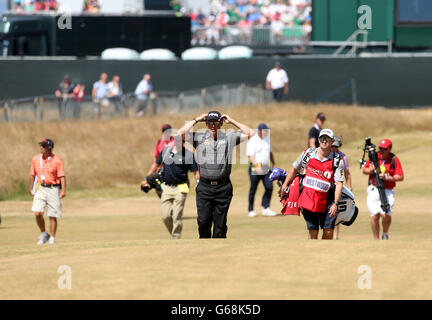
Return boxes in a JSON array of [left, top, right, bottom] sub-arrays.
[[145, 134, 200, 239]]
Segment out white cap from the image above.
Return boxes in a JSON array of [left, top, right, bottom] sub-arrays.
[[319, 128, 334, 139]]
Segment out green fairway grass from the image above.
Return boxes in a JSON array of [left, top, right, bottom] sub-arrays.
[[1, 103, 431, 299]]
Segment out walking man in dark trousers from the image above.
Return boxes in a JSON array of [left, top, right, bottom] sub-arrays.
[[247, 123, 276, 217], [178, 110, 253, 238]]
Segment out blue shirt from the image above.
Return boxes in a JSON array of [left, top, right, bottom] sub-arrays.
[[134, 80, 152, 100], [93, 81, 109, 99]]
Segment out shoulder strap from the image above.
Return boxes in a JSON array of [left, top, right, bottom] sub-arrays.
[[390, 153, 396, 170], [300, 148, 314, 172], [332, 151, 341, 173]]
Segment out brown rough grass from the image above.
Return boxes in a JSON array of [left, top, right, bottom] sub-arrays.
[[1, 102, 432, 198]]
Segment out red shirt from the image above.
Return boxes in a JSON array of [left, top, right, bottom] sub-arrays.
[[154, 137, 175, 159], [364, 153, 403, 189]]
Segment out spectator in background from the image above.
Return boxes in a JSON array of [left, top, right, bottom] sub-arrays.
[[308, 112, 326, 149], [13, 1, 25, 13], [266, 61, 289, 102], [35, 0, 49, 11], [248, 7, 261, 25], [270, 13, 284, 44], [303, 18, 312, 38], [55, 74, 74, 120], [83, 0, 101, 13], [196, 9, 206, 25], [247, 123, 276, 218], [237, 13, 252, 42], [206, 20, 220, 45], [170, 0, 182, 12], [108, 75, 123, 117], [92, 72, 110, 119], [71, 83, 85, 119], [133, 74, 152, 117], [24, 1, 35, 12]]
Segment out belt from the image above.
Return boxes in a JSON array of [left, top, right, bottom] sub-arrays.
[[200, 177, 230, 185], [40, 183, 61, 188], [165, 182, 188, 187]]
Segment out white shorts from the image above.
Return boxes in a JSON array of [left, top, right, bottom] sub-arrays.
[[366, 185, 395, 216], [32, 185, 62, 218]]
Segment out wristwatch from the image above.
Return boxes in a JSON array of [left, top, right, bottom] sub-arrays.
[[332, 201, 340, 206]]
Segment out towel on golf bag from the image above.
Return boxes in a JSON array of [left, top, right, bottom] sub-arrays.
[[280, 175, 301, 216]]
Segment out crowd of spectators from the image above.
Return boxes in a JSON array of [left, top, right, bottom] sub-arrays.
[[52, 72, 155, 120], [12, 0, 101, 13], [13, 0, 59, 13], [171, 0, 312, 46]]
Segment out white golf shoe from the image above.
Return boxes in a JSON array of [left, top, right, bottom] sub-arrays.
[[48, 237, 56, 244], [37, 232, 50, 245], [248, 211, 257, 217], [262, 208, 277, 216]]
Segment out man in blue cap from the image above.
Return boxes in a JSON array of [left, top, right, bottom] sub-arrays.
[[246, 123, 276, 217], [266, 62, 289, 102]]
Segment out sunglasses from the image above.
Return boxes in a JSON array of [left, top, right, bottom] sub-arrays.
[[319, 136, 332, 143], [207, 120, 221, 126], [379, 147, 389, 151]]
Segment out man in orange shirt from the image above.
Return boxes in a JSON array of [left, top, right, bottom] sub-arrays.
[[29, 138, 66, 245]]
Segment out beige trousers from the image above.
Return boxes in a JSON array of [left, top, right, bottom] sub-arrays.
[[161, 185, 187, 239]]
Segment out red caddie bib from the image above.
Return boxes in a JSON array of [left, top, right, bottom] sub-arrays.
[[298, 157, 334, 213]]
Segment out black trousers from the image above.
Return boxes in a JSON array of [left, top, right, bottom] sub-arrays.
[[273, 88, 284, 102], [248, 165, 273, 212], [196, 180, 233, 238]]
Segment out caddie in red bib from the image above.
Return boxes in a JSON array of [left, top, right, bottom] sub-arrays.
[[279, 128, 345, 240], [299, 156, 335, 213]]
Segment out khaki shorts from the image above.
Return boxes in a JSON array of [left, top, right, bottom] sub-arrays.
[[32, 185, 62, 218]]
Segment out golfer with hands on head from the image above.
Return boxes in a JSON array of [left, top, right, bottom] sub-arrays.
[[178, 111, 253, 238]]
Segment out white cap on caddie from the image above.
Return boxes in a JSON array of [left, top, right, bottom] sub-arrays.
[[319, 128, 334, 139]]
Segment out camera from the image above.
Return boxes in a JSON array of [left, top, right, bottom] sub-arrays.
[[359, 137, 375, 168], [141, 171, 164, 198]]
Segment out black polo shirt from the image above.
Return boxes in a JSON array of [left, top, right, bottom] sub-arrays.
[[308, 124, 320, 148], [156, 146, 198, 185]]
